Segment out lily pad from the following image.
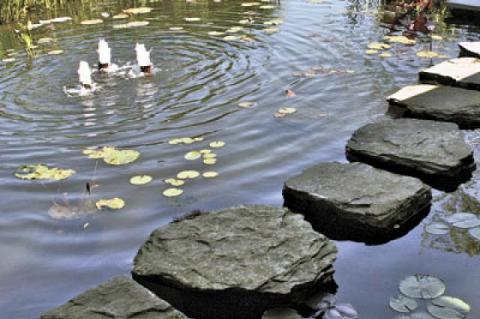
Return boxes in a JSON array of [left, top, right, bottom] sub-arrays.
[[47, 50, 64, 55], [241, 2, 261, 6], [445, 213, 480, 229], [209, 141, 225, 148], [83, 146, 140, 165], [168, 137, 201, 145], [80, 19, 104, 25], [15, 164, 75, 181], [390, 294, 418, 313], [368, 42, 391, 50], [239, 101, 256, 108], [169, 27, 184, 31], [113, 13, 129, 19], [276, 107, 297, 116], [227, 26, 244, 33], [384, 35, 416, 45], [223, 35, 240, 41], [203, 153, 216, 159], [2, 58, 16, 63], [468, 227, 480, 240], [185, 151, 202, 161], [366, 49, 379, 55], [123, 7, 153, 14], [260, 5, 277, 9], [165, 178, 185, 186], [129, 175, 152, 185], [399, 275, 446, 299], [177, 170, 200, 179], [264, 27, 279, 34], [203, 158, 217, 165], [163, 188, 183, 197], [379, 52, 392, 58], [203, 171, 219, 178], [96, 198, 125, 210], [425, 222, 450, 235], [427, 296, 470, 319], [417, 51, 441, 59]]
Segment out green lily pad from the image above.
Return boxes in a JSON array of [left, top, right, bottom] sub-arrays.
[[209, 141, 225, 148], [425, 222, 450, 235], [163, 188, 183, 197], [130, 175, 152, 185], [390, 294, 418, 313], [123, 7, 152, 14], [165, 178, 185, 186], [445, 213, 480, 229], [203, 158, 217, 165], [185, 151, 202, 161], [83, 146, 140, 166], [468, 227, 480, 240], [427, 296, 470, 319], [96, 198, 125, 210], [177, 170, 200, 179], [399, 275, 445, 299], [203, 171, 219, 178], [15, 164, 75, 181]]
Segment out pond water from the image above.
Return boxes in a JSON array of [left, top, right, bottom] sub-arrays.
[[0, 0, 479, 317]]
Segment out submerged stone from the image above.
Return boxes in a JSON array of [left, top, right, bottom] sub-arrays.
[[419, 58, 480, 91], [387, 84, 480, 128], [459, 42, 480, 58], [346, 118, 475, 191], [283, 162, 432, 244], [132, 205, 337, 319], [40, 276, 187, 319]]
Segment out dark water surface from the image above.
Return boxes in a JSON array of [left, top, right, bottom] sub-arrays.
[[0, 0, 479, 317]]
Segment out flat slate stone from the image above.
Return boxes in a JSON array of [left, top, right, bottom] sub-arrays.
[[132, 205, 337, 319], [459, 42, 480, 58], [419, 58, 480, 91], [346, 118, 475, 191], [387, 84, 480, 128], [283, 162, 432, 244], [41, 276, 187, 319]]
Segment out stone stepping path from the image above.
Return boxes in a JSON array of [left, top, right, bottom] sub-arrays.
[[41, 276, 188, 319], [132, 205, 337, 319], [459, 42, 480, 58], [387, 84, 480, 128], [283, 162, 432, 244], [346, 118, 475, 191], [419, 57, 480, 91]]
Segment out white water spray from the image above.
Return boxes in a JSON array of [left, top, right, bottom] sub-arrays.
[[78, 61, 93, 87], [97, 39, 111, 68]]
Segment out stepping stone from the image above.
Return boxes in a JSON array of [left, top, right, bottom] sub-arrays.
[[459, 42, 480, 58], [387, 84, 480, 128], [283, 162, 432, 244], [346, 118, 475, 191], [132, 205, 337, 319], [419, 58, 480, 91], [41, 276, 187, 319], [447, 0, 480, 19]]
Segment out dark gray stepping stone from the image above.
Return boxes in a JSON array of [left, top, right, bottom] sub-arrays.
[[346, 118, 475, 191], [419, 58, 480, 91], [283, 162, 432, 244], [41, 276, 187, 319], [387, 84, 480, 128], [132, 205, 337, 319], [459, 42, 480, 58], [447, 0, 480, 19]]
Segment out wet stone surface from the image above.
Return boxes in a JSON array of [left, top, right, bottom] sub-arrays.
[[419, 58, 480, 90], [283, 162, 432, 244], [346, 118, 475, 191], [387, 84, 480, 128], [41, 276, 187, 319], [132, 205, 337, 319]]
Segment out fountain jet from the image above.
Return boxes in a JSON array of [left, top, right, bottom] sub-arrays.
[[135, 43, 152, 74], [97, 39, 111, 71], [78, 61, 94, 89]]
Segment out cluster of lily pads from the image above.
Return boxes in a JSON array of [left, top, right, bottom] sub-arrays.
[[425, 212, 480, 242], [390, 274, 470, 319], [366, 34, 448, 60]]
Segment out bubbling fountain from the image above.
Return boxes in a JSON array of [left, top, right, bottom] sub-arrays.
[[78, 61, 94, 89], [97, 39, 111, 71], [135, 43, 152, 74]]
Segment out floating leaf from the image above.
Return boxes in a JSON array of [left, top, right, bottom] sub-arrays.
[[165, 178, 185, 186], [169, 26, 184, 31], [184, 17, 201, 22], [427, 296, 470, 319], [80, 19, 103, 25], [203, 171, 219, 178], [368, 42, 391, 50], [200, 149, 212, 154], [468, 227, 480, 240], [277, 107, 297, 115], [2, 58, 16, 63], [239, 101, 256, 108], [379, 52, 392, 58], [15, 164, 75, 181], [130, 175, 152, 185], [399, 275, 445, 299], [241, 2, 261, 6], [47, 49, 64, 55], [203, 153, 216, 159], [366, 49, 379, 55], [208, 31, 225, 36], [390, 294, 418, 313], [203, 158, 217, 165], [113, 13, 129, 19], [417, 51, 441, 59], [431, 35, 443, 41], [260, 5, 276, 9], [185, 151, 202, 160], [209, 141, 225, 148], [226, 26, 244, 33], [264, 27, 279, 34], [445, 213, 480, 229], [425, 222, 450, 235], [163, 188, 183, 197], [123, 7, 153, 14], [223, 35, 240, 41], [177, 170, 200, 179], [239, 19, 253, 24], [384, 35, 416, 45], [83, 146, 140, 165], [96, 198, 125, 210]]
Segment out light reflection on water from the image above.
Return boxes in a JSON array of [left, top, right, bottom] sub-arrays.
[[0, 0, 479, 317]]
